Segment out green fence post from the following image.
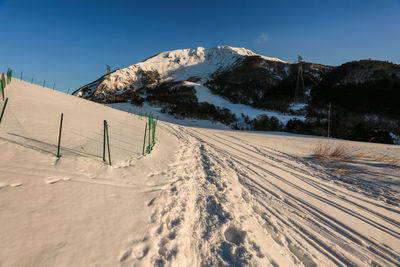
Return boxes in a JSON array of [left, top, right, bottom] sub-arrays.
[[20, 72, 23, 80], [148, 116, 152, 151], [106, 121, 111, 165], [103, 120, 106, 162], [53, 83, 55, 90], [7, 69, 12, 83], [0, 80, 3, 101], [6, 69, 10, 83], [31, 77, 34, 84], [56, 113, 64, 158], [152, 119, 157, 146], [142, 122, 147, 155], [43, 80, 46, 87], [152, 119, 155, 147], [1, 73, 5, 88], [0, 98, 9, 124]]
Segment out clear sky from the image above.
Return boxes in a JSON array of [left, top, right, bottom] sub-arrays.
[[1, 0, 399, 92]]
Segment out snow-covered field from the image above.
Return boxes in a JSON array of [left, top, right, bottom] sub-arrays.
[[1, 80, 399, 266]]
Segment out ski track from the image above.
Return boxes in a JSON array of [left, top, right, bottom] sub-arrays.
[[124, 123, 400, 267]]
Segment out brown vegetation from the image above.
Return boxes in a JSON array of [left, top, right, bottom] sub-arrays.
[[311, 143, 399, 175], [312, 143, 365, 163]]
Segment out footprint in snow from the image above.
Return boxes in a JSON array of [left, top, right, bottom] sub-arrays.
[[45, 179, 60, 184], [45, 177, 71, 184], [147, 197, 156, 206]]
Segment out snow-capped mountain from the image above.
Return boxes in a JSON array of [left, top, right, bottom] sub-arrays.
[[74, 46, 288, 100], [73, 46, 400, 144], [73, 46, 330, 124]]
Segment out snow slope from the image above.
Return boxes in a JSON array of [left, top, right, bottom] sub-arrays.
[[74, 46, 310, 127], [1, 79, 400, 266], [190, 82, 304, 123], [88, 46, 286, 95]]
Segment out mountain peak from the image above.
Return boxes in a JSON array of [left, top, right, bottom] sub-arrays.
[[74, 46, 288, 98]]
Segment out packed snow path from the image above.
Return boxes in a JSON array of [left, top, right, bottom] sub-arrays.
[[1, 80, 399, 266]]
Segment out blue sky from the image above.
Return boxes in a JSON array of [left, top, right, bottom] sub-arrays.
[[0, 0, 399, 92]]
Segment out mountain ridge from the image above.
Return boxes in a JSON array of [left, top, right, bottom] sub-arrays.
[[73, 46, 400, 144]]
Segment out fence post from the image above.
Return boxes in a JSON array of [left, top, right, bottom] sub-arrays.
[[0, 80, 3, 101], [152, 119, 157, 146], [67, 88, 70, 94], [53, 83, 55, 90], [0, 98, 8, 124], [1, 74, 5, 100], [20, 72, 23, 80], [6, 69, 11, 83], [1, 73, 5, 88], [148, 116, 152, 151], [31, 77, 34, 84], [43, 80, 46, 87], [56, 113, 64, 158], [142, 122, 147, 155], [106, 121, 111, 165], [7, 69, 12, 83], [103, 120, 106, 162]]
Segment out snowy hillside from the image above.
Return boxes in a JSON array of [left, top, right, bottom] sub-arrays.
[[72, 46, 400, 146], [1, 79, 400, 266], [74, 46, 286, 99], [73, 46, 332, 131]]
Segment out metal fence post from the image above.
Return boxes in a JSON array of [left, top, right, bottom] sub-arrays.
[[0, 80, 3, 101], [106, 121, 111, 165], [56, 113, 64, 158], [0, 98, 8, 124], [1, 73, 5, 88], [148, 117, 152, 151], [8, 69, 12, 83], [103, 120, 106, 162], [142, 122, 147, 155], [152, 119, 157, 146]]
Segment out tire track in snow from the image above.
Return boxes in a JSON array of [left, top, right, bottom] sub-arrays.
[[193, 129, 400, 234], [187, 128, 400, 266]]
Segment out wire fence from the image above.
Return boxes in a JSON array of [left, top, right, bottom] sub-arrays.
[[9, 68, 71, 94], [0, 69, 158, 165]]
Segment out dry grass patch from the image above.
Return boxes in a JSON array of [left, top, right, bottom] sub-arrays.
[[312, 142, 400, 169], [311, 143, 366, 177], [312, 143, 365, 163], [374, 154, 400, 167]]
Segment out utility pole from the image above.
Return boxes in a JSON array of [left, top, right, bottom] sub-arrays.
[[294, 55, 305, 103], [327, 102, 331, 138]]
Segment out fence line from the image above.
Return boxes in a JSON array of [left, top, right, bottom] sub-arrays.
[[7, 68, 72, 94], [0, 69, 158, 165]]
